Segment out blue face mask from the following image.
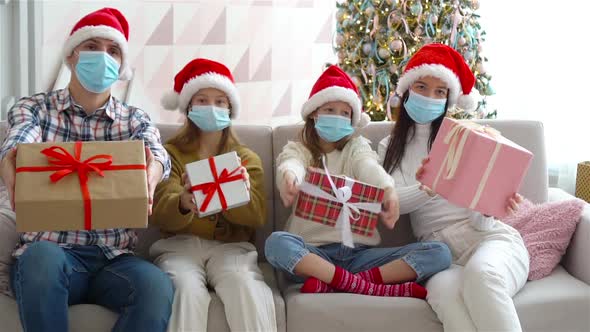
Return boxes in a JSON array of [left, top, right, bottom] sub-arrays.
[[314, 114, 354, 142], [404, 90, 447, 124], [188, 105, 231, 132], [75, 51, 120, 93]]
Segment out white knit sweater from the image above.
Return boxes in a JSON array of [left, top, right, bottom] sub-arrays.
[[377, 124, 495, 241], [277, 136, 395, 247]]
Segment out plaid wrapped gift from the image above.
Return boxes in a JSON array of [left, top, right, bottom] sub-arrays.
[[295, 165, 384, 247]]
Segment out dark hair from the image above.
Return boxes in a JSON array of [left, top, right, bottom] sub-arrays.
[[382, 90, 449, 174]]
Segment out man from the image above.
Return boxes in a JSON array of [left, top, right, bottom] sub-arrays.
[[0, 8, 173, 332]]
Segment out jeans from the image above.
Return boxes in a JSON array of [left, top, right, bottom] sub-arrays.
[[265, 231, 451, 283], [10, 241, 174, 332]]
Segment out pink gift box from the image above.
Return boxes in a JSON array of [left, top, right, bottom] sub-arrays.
[[419, 118, 533, 219]]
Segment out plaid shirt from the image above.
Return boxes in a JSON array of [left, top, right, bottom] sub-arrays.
[[0, 88, 171, 259]]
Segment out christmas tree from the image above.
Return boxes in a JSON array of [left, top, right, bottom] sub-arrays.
[[334, 0, 496, 121]]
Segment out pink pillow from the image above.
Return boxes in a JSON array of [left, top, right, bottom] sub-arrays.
[[502, 198, 585, 280]]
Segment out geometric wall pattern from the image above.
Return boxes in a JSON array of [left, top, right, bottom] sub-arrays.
[[39, 0, 336, 124]]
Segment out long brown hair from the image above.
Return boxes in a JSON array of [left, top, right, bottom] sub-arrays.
[[382, 90, 449, 174], [167, 106, 241, 154], [301, 116, 350, 168]]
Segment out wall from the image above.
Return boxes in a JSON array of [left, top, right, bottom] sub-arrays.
[[0, 0, 14, 117], [38, 0, 336, 124]]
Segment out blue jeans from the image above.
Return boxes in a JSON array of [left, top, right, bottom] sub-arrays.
[[10, 241, 174, 332], [265, 231, 451, 283]]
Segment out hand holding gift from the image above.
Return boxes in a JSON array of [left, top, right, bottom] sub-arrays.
[[186, 151, 250, 218], [179, 172, 198, 215], [145, 147, 164, 216], [418, 118, 533, 218], [280, 171, 299, 208], [380, 187, 400, 230]]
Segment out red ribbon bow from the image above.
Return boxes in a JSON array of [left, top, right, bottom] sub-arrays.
[[190, 157, 244, 213], [16, 141, 147, 230]]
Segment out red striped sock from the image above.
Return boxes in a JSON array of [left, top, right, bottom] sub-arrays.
[[301, 267, 384, 294], [356, 267, 384, 284], [328, 266, 427, 298]]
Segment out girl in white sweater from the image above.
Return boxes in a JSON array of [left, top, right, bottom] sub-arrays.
[[379, 44, 528, 331], [265, 65, 451, 298]]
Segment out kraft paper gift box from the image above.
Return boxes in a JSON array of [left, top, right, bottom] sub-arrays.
[[186, 151, 250, 218], [419, 118, 533, 219], [295, 163, 384, 247], [15, 140, 148, 232]]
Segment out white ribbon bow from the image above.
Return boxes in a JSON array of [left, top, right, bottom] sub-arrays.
[[298, 157, 382, 248]]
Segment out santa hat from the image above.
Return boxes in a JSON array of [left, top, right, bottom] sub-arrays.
[[63, 8, 132, 80], [396, 43, 478, 111], [302, 65, 369, 128], [161, 58, 240, 118]]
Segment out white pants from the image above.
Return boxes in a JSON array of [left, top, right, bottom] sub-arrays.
[[425, 219, 529, 332], [150, 235, 277, 332]]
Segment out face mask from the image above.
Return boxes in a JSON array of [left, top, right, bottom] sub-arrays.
[[404, 90, 447, 124], [314, 114, 354, 142], [188, 105, 231, 132], [75, 51, 120, 93]]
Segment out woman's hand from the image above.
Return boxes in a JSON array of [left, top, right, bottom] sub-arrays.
[[506, 193, 524, 216]]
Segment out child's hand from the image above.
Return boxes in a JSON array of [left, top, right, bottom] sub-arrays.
[[179, 173, 198, 214], [380, 187, 400, 229], [506, 193, 524, 216], [236, 156, 250, 191], [240, 166, 250, 191], [280, 171, 299, 207]]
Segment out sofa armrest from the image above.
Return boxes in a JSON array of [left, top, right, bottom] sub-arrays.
[[549, 188, 590, 285]]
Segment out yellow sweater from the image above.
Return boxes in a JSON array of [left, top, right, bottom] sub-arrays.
[[150, 141, 267, 243]]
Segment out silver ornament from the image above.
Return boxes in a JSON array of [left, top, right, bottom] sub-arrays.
[[390, 39, 403, 52], [363, 43, 373, 55], [378, 47, 390, 58]]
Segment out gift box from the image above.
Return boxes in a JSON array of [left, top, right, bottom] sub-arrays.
[[576, 161, 590, 203], [295, 164, 384, 247], [420, 118, 533, 219], [186, 151, 250, 218], [15, 141, 148, 232]]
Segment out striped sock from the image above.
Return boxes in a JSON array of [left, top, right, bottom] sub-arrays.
[[300, 266, 384, 294], [328, 266, 427, 298]]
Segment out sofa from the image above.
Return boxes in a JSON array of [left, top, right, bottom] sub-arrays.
[[0, 120, 588, 332]]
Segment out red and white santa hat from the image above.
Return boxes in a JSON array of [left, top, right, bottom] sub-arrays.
[[63, 7, 132, 80], [302, 65, 369, 128], [396, 43, 478, 111], [161, 58, 240, 118]]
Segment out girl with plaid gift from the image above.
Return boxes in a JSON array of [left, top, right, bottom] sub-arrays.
[[379, 43, 528, 331], [265, 65, 451, 298], [149, 58, 276, 332]]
